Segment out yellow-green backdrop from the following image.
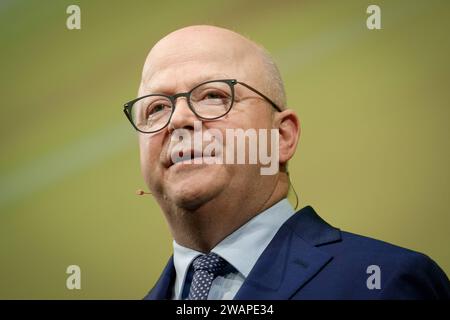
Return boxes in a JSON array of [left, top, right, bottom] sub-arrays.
[[0, 0, 449, 299]]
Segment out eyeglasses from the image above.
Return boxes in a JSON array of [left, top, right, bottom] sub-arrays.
[[123, 79, 282, 134]]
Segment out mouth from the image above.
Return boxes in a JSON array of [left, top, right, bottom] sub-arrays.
[[166, 148, 217, 168]]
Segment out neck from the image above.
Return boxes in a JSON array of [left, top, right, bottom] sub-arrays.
[[162, 173, 289, 253]]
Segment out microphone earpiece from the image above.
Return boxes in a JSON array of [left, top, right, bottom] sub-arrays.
[[136, 189, 152, 196]]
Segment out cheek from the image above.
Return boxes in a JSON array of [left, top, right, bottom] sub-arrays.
[[228, 106, 273, 129], [139, 135, 163, 178]]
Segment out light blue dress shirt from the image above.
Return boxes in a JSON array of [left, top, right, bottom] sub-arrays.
[[172, 198, 295, 300]]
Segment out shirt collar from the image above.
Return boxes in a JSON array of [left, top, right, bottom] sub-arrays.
[[172, 198, 295, 299]]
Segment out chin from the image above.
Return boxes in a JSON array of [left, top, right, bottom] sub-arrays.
[[166, 165, 226, 210], [169, 186, 216, 211]]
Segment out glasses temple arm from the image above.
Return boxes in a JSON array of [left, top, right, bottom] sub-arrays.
[[236, 81, 283, 112]]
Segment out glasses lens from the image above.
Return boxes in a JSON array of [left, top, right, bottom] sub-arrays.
[[190, 81, 233, 119], [131, 95, 172, 132]]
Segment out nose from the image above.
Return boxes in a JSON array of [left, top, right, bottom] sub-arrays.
[[168, 96, 198, 132]]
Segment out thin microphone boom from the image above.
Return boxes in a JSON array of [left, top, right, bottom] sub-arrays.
[[136, 189, 152, 195]]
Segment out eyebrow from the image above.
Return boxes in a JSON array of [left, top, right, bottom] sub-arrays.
[[142, 73, 232, 96]]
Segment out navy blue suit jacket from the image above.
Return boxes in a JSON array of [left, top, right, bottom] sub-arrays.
[[144, 206, 450, 299]]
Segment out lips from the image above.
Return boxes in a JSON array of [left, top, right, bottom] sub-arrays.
[[169, 148, 202, 167], [165, 148, 217, 168]]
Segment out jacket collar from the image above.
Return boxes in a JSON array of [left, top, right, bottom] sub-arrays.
[[144, 205, 341, 300], [143, 256, 175, 300], [233, 205, 341, 299]]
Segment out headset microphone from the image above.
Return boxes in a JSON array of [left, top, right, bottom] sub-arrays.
[[136, 189, 152, 195]]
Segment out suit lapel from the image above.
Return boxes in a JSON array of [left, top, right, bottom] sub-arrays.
[[234, 206, 341, 300], [143, 256, 175, 300], [145, 206, 341, 300]]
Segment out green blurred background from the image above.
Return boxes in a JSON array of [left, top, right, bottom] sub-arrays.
[[0, 0, 449, 299]]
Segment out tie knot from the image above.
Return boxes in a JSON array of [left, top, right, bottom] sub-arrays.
[[192, 252, 227, 274]]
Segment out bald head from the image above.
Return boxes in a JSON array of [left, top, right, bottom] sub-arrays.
[[140, 25, 286, 108]]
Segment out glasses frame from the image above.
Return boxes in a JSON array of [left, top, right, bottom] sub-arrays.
[[123, 79, 282, 134]]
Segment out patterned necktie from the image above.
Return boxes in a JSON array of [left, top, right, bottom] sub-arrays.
[[187, 252, 228, 300]]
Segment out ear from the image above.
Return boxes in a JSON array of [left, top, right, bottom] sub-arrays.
[[274, 109, 300, 166]]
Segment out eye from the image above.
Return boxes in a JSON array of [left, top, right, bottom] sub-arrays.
[[150, 104, 165, 114], [204, 91, 226, 100], [199, 90, 230, 105], [146, 103, 170, 117]]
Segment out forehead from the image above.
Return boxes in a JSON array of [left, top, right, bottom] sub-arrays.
[[142, 57, 237, 94], [140, 34, 263, 94]]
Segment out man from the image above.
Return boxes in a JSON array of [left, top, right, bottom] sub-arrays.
[[123, 25, 450, 299]]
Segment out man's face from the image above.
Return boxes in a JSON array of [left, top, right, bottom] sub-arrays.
[[138, 29, 276, 211]]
